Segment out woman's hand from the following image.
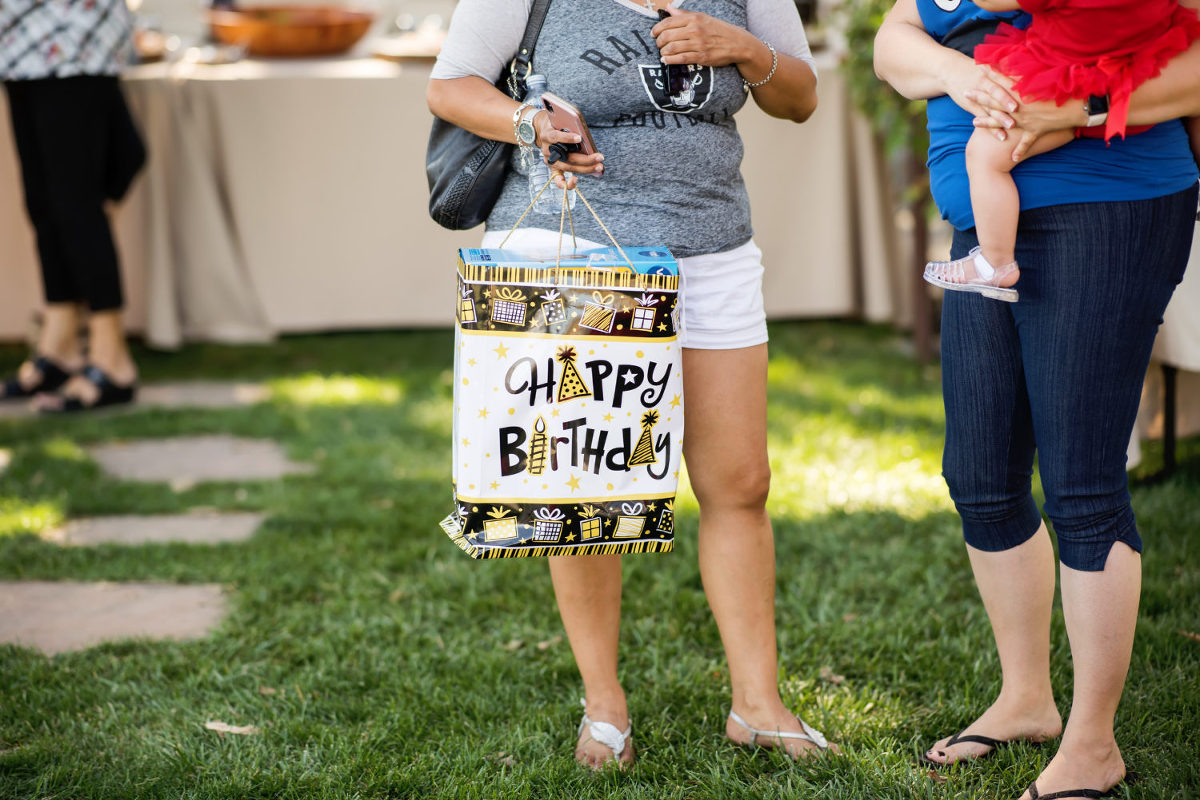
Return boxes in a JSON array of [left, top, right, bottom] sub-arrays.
[[945, 62, 1021, 130], [651, 5, 753, 67], [533, 111, 604, 190], [969, 67, 1087, 160]]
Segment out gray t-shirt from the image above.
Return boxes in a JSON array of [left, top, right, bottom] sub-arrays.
[[431, 0, 815, 257]]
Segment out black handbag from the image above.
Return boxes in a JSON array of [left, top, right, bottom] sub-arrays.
[[425, 0, 553, 230]]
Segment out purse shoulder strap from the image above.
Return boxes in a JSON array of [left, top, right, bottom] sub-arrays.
[[509, 0, 553, 83]]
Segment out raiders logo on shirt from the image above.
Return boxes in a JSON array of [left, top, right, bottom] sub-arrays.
[[639, 63, 714, 113]]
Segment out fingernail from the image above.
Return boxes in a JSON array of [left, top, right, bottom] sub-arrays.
[[1008, 103, 1017, 111], [1004, 119, 1013, 128]]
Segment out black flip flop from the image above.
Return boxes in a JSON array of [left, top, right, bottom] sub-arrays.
[[40, 365, 136, 414], [919, 730, 1042, 767], [0, 356, 72, 400], [1024, 771, 1136, 799]]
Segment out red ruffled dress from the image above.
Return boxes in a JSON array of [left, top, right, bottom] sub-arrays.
[[974, 0, 1200, 141]]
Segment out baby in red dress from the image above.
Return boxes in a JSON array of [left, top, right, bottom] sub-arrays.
[[925, 0, 1200, 302]]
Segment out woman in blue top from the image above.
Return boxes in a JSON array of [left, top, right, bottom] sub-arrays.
[[876, 2, 1200, 798]]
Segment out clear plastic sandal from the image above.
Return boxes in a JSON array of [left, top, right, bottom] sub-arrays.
[[924, 246, 1020, 302]]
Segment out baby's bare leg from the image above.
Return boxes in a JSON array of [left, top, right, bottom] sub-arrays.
[[966, 126, 1075, 273]]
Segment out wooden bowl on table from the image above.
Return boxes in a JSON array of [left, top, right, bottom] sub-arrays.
[[208, 5, 375, 57]]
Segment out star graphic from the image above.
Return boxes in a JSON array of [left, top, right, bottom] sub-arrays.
[[565, 474, 582, 492], [493, 343, 510, 359], [565, 533, 577, 542], [669, 394, 682, 409], [658, 323, 667, 331], [648, 503, 657, 511], [489, 481, 499, 490], [552, 408, 561, 417], [603, 413, 614, 423], [462, 438, 471, 447], [468, 358, 478, 367], [604, 520, 613, 528], [478, 408, 490, 419]]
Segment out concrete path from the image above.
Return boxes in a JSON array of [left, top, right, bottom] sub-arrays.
[[0, 381, 270, 420], [89, 435, 314, 484], [44, 512, 265, 547], [0, 581, 227, 655]]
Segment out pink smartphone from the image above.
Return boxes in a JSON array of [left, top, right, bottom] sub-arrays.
[[539, 91, 598, 156]]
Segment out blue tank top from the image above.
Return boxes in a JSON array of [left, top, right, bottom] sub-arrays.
[[917, 0, 1198, 231]]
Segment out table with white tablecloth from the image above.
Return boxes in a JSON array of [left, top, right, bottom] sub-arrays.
[[0, 51, 903, 347]]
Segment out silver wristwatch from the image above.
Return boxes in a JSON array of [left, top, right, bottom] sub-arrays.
[[1083, 94, 1109, 128], [514, 105, 540, 147]]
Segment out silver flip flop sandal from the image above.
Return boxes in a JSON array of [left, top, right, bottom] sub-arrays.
[[728, 709, 830, 755]]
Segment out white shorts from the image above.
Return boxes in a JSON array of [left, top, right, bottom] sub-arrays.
[[479, 228, 768, 351]]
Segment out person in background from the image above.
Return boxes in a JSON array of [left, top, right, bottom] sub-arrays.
[[876, 1, 1200, 798], [0, 0, 143, 411], [429, 0, 829, 771]]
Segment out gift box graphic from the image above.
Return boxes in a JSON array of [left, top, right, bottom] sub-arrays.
[[532, 507, 566, 542], [540, 289, 567, 325], [614, 502, 647, 538], [491, 287, 529, 327], [631, 293, 659, 332], [580, 291, 617, 333]]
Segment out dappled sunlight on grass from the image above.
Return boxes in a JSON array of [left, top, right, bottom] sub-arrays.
[[269, 374, 404, 407], [41, 437, 90, 463], [0, 495, 63, 538]]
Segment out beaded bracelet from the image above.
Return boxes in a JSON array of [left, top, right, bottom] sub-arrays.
[[743, 41, 777, 92]]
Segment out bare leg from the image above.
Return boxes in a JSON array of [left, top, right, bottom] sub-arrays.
[[967, 127, 1024, 270], [966, 127, 1075, 274], [683, 345, 836, 757], [35, 309, 137, 409], [6, 303, 85, 395], [547, 554, 634, 768], [925, 522, 1063, 764], [1017, 543, 1138, 799]]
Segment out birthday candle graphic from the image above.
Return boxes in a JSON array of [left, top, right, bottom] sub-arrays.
[[528, 415, 548, 476]]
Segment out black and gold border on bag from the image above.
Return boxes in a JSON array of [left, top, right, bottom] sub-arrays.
[[440, 497, 676, 559], [425, 0, 554, 230]]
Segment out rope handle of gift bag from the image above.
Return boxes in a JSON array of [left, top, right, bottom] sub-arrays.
[[498, 177, 636, 274]]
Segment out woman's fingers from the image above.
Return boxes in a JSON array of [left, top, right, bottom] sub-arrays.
[[540, 147, 605, 175]]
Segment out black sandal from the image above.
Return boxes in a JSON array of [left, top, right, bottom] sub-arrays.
[[40, 365, 137, 414], [1025, 771, 1135, 799], [1026, 780, 1115, 799], [0, 356, 73, 400], [919, 730, 1043, 767]]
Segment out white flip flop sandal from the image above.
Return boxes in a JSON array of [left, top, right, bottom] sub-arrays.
[[728, 709, 830, 755], [576, 699, 633, 769]]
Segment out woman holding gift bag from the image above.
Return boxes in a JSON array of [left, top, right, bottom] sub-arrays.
[[428, 0, 826, 770]]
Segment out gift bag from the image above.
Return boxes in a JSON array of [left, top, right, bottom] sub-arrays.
[[439, 220, 683, 558]]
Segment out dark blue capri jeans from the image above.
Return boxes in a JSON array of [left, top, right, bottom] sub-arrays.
[[941, 185, 1198, 571]]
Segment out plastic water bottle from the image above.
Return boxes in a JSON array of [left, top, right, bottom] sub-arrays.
[[523, 74, 575, 214]]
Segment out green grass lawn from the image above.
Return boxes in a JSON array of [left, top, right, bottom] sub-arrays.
[[0, 321, 1197, 799]]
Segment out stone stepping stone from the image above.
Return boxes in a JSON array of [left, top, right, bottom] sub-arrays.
[[0, 581, 227, 656], [0, 381, 269, 420], [89, 435, 314, 484], [43, 512, 265, 547]]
